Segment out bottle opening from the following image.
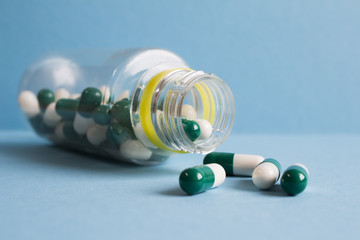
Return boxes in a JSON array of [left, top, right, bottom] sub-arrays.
[[151, 69, 235, 154]]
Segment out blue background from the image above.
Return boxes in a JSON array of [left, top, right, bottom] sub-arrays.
[[1, 0, 359, 133], [1, 1, 360, 240]]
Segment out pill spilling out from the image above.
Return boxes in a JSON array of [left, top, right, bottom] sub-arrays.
[[179, 163, 226, 195], [204, 152, 264, 176], [281, 164, 309, 196], [252, 158, 282, 190], [182, 118, 201, 141], [196, 119, 212, 140]]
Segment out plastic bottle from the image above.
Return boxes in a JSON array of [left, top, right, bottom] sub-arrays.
[[18, 48, 235, 165]]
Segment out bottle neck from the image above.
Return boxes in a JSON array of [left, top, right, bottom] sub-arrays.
[[133, 68, 235, 154]]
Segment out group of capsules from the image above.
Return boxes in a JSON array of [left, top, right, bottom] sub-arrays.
[[18, 86, 213, 162], [18, 86, 156, 161], [179, 152, 309, 196]]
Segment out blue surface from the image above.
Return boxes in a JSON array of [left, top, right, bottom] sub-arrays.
[[1, 131, 359, 239], [1, 0, 360, 133]]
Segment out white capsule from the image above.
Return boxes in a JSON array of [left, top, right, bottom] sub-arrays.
[[86, 124, 107, 146], [73, 113, 95, 135], [55, 122, 66, 140], [55, 88, 70, 101], [116, 90, 130, 101], [99, 85, 111, 103], [181, 104, 197, 120], [196, 119, 212, 139], [120, 139, 152, 161], [70, 93, 81, 99], [207, 163, 226, 188], [43, 102, 62, 127], [252, 158, 282, 190], [18, 91, 40, 118]]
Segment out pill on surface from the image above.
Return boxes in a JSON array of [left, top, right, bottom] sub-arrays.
[[110, 99, 131, 129], [196, 119, 212, 140], [99, 85, 111, 103], [204, 152, 264, 176], [73, 113, 95, 135], [179, 163, 226, 195], [252, 158, 282, 190], [43, 102, 62, 127], [281, 163, 309, 196], [180, 104, 197, 120], [120, 139, 152, 161], [37, 89, 55, 112], [106, 123, 128, 144], [55, 122, 66, 140], [93, 105, 111, 125], [116, 90, 130, 101], [87, 124, 107, 146], [77, 87, 102, 118], [18, 91, 40, 118], [55, 88, 70, 101], [182, 118, 200, 141], [55, 99, 79, 120]]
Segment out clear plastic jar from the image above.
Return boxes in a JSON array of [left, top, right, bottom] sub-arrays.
[[18, 48, 235, 165]]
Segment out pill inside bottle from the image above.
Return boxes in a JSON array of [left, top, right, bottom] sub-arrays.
[[18, 48, 235, 165]]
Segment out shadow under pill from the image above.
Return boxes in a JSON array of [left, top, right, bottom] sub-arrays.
[[159, 187, 189, 197], [237, 179, 289, 197], [237, 179, 259, 192], [0, 142, 178, 176], [259, 185, 289, 197]]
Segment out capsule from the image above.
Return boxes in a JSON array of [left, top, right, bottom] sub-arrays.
[[281, 163, 309, 196], [204, 152, 264, 176], [181, 104, 197, 120], [179, 163, 226, 195], [252, 158, 282, 190], [182, 118, 201, 141], [37, 89, 55, 112], [18, 91, 40, 118], [196, 119, 212, 140]]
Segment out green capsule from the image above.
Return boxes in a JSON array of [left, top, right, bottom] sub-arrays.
[[37, 89, 55, 112], [55, 99, 79, 120], [281, 164, 309, 196], [106, 123, 128, 144], [179, 164, 226, 195], [182, 118, 200, 141], [110, 99, 131, 129], [93, 105, 111, 125], [78, 87, 102, 118]]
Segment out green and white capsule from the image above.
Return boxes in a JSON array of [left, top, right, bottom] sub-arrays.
[[252, 158, 282, 190], [281, 164, 309, 196], [204, 152, 264, 176], [179, 163, 226, 195]]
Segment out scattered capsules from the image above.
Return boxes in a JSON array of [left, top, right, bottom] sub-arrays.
[[204, 152, 264, 176], [281, 164, 309, 196], [252, 158, 282, 190], [179, 163, 226, 195]]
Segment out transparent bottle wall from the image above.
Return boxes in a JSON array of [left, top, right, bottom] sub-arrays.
[[18, 48, 235, 165]]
